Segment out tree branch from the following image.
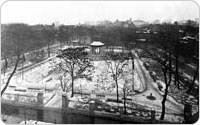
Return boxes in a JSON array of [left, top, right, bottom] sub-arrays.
[[1, 53, 20, 96]]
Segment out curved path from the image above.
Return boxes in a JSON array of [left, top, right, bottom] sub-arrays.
[[131, 50, 184, 114]]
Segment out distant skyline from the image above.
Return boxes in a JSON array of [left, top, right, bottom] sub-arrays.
[[1, 1, 199, 25]]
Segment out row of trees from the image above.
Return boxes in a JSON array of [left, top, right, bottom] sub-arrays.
[[1, 23, 136, 96], [1, 23, 56, 96], [1, 22, 198, 121], [49, 47, 133, 96], [137, 23, 199, 120], [49, 47, 134, 114], [1, 24, 54, 58], [1, 24, 31, 96], [2, 24, 137, 59], [2, 21, 197, 59]]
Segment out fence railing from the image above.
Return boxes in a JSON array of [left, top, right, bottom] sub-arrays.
[[62, 93, 184, 123], [2, 92, 42, 106], [2, 91, 184, 123], [2, 100, 184, 124]]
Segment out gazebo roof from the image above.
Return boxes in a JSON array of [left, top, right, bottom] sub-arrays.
[[90, 41, 104, 46]]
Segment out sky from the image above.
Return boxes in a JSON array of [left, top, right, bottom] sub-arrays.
[[1, 1, 199, 25]]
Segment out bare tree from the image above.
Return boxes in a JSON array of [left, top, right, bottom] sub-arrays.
[[1, 24, 30, 96], [49, 59, 71, 92], [160, 51, 173, 120], [42, 24, 56, 57], [1, 53, 20, 96], [137, 24, 179, 120], [58, 75, 71, 92], [57, 25, 70, 47], [121, 72, 133, 114], [173, 23, 181, 89], [158, 26, 175, 120], [155, 24, 180, 120], [104, 52, 130, 103], [54, 47, 93, 97], [187, 64, 199, 93]]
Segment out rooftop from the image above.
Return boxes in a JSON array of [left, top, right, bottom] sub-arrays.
[[90, 41, 104, 46]]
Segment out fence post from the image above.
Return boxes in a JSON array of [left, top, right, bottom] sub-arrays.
[[37, 92, 44, 122], [61, 93, 69, 124], [89, 100, 95, 112], [62, 93, 69, 109], [89, 101, 95, 124], [151, 110, 156, 123], [37, 92, 44, 106]]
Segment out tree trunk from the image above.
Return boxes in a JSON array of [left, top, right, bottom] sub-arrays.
[[132, 58, 134, 70], [60, 78, 65, 92], [174, 39, 180, 89], [188, 64, 199, 93], [116, 79, 119, 103], [71, 73, 74, 97], [123, 89, 126, 114], [160, 52, 172, 120], [1, 54, 20, 96], [160, 84, 169, 120], [124, 99, 126, 114], [175, 54, 179, 89]]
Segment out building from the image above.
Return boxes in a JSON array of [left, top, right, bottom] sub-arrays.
[[133, 20, 147, 27], [114, 19, 136, 28], [90, 41, 105, 54], [195, 18, 199, 24]]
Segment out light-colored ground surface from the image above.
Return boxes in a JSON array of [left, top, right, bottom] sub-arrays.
[[132, 51, 184, 112], [2, 50, 185, 122]]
